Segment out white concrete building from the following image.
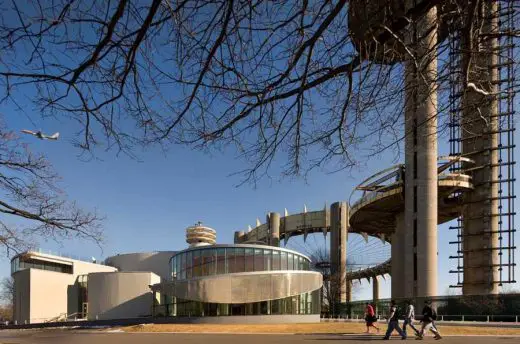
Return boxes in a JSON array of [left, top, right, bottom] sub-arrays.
[[87, 271, 160, 320], [12, 251, 116, 324], [10, 224, 323, 324], [11, 250, 175, 324]]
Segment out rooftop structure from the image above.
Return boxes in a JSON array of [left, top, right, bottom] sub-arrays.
[[186, 222, 217, 247]]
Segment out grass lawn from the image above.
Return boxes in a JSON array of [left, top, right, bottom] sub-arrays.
[[121, 322, 520, 336]]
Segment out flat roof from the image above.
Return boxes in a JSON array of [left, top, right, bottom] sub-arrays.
[[172, 244, 311, 261]]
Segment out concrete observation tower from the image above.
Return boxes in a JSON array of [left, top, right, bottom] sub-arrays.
[[347, 0, 517, 298], [235, 0, 517, 306]]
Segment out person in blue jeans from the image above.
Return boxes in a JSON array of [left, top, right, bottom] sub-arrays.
[[383, 300, 406, 340]]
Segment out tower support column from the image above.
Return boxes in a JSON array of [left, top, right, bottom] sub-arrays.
[[404, 4, 438, 298], [268, 212, 280, 247], [461, 1, 500, 295], [392, 212, 405, 299], [372, 275, 379, 314], [330, 202, 348, 305]]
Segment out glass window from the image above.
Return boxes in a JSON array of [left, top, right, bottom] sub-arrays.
[[263, 249, 271, 271], [201, 249, 216, 276], [291, 296, 299, 314], [254, 249, 263, 271], [200, 250, 208, 276], [176, 255, 181, 279], [192, 250, 201, 277], [171, 293, 319, 317], [217, 303, 229, 316], [180, 253, 186, 279], [186, 251, 193, 279], [227, 248, 236, 273], [208, 249, 217, 275], [245, 248, 254, 272], [260, 301, 269, 315], [171, 257, 176, 279], [271, 298, 281, 314], [300, 293, 306, 314], [272, 250, 280, 270], [217, 248, 226, 274], [235, 248, 245, 273], [11, 257, 20, 274], [245, 303, 254, 315], [287, 253, 294, 271], [175, 254, 180, 279], [302, 258, 310, 270], [280, 251, 287, 270]]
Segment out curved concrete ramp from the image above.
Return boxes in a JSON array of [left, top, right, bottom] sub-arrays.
[[235, 205, 390, 282]]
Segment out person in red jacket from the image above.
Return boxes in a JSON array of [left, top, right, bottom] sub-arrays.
[[364, 302, 380, 333]]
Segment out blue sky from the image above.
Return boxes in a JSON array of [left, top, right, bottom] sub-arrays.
[[3, 103, 515, 301], [0, 1, 517, 301]]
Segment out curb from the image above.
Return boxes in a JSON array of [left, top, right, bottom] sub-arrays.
[[105, 331, 520, 337]]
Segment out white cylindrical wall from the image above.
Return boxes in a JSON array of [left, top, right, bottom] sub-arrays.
[[87, 272, 160, 320], [104, 251, 176, 281]]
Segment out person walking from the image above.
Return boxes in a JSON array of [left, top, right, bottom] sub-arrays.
[[383, 300, 406, 340], [364, 302, 380, 333], [403, 300, 419, 337], [416, 300, 442, 340]]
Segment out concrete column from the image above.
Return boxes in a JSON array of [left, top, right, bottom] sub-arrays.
[[403, 4, 438, 298], [403, 44, 416, 299], [268, 212, 280, 247], [152, 290, 157, 316], [330, 202, 348, 304], [234, 231, 246, 244], [372, 275, 379, 313], [461, 1, 500, 295], [391, 212, 405, 299]]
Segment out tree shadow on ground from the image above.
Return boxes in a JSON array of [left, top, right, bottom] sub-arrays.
[[304, 334, 389, 341]]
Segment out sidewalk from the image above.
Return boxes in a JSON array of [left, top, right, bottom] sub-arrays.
[[321, 318, 520, 328]]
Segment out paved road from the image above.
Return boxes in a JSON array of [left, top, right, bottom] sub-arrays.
[[0, 331, 519, 344]]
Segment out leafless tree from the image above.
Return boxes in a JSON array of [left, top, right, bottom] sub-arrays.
[[0, 277, 13, 306], [0, 0, 517, 186], [0, 120, 102, 255], [0, 277, 13, 321], [0, 2, 474, 179], [309, 246, 360, 316]]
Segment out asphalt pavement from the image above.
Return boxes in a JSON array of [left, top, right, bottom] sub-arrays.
[[0, 331, 519, 344]]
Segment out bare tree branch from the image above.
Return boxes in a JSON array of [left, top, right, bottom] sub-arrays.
[[0, 0, 516, 184], [0, 120, 102, 255]]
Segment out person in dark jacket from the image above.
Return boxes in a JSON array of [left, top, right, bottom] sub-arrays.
[[417, 300, 442, 340], [383, 300, 406, 340]]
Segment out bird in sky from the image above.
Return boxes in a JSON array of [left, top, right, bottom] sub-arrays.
[[21, 130, 60, 141]]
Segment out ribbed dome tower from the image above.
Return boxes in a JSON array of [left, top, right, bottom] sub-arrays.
[[185, 222, 217, 247]]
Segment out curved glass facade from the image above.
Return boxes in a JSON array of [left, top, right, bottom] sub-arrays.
[[155, 290, 321, 317], [170, 245, 311, 280], [155, 245, 321, 317]]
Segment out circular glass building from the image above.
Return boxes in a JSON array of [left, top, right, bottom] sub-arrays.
[[151, 244, 322, 320]]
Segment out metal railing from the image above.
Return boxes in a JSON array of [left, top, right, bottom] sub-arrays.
[[30, 248, 106, 265], [320, 314, 520, 323], [349, 156, 474, 211], [345, 294, 520, 322]]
